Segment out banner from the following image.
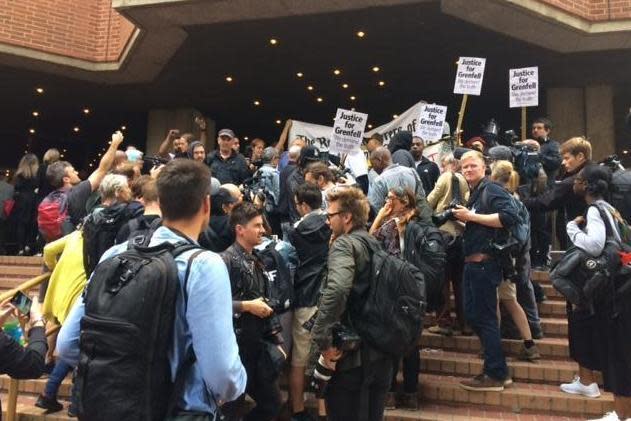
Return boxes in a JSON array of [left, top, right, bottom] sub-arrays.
[[365, 101, 438, 145], [330, 108, 368, 155], [453, 57, 486, 96], [509, 66, 538, 108], [417, 104, 448, 142]]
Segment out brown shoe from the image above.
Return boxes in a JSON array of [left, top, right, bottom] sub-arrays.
[[384, 392, 397, 410], [518, 344, 541, 362], [399, 392, 419, 411], [460, 374, 505, 392]]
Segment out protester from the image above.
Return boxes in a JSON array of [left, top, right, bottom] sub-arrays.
[[286, 183, 331, 421], [12, 154, 39, 255], [464, 137, 486, 153], [452, 150, 518, 391], [387, 131, 416, 168], [116, 177, 161, 242], [0, 296, 48, 417], [57, 159, 247, 420], [411, 136, 440, 193], [157, 129, 193, 160], [247, 138, 266, 172], [311, 186, 393, 421], [221, 202, 286, 421], [200, 187, 238, 253], [37, 148, 60, 202], [366, 133, 383, 187], [189, 141, 206, 162], [304, 161, 336, 209], [279, 146, 320, 235], [252, 147, 281, 208], [205, 129, 250, 185], [369, 187, 420, 410]]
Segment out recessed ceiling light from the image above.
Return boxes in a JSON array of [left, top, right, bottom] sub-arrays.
[[225, 76, 233, 82], [275, 120, 282, 125], [28, 128, 35, 134], [350, 96, 356, 101], [356, 31, 365, 38], [367, 124, 373, 129], [316, 97, 323, 102], [121, 126, 127, 131], [35, 87, 44, 94], [624, 150, 629, 155], [253, 100, 261, 106], [307, 85, 314, 91], [32, 111, 39, 117], [73, 127, 80, 133], [83, 108, 90, 114], [244, 136, 249, 140], [342, 83, 349, 89], [269, 38, 278, 45], [378, 81, 386, 87], [333, 69, 341, 76], [296, 72, 304, 78], [392, 114, 398, 119], [89, 163, 93, 168], [98, 153, 102, 157], [372, 66, 380, 72]]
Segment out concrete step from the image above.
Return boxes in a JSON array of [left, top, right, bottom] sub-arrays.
[[532, 270, 551, 283], [540, 317, 568, 337], [420, 373, 613, 417], [0, 256, 43, 266], [541, 283, 564, 301], [420, 332, 570, 359]]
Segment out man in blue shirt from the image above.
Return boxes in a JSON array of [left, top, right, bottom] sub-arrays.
[[57, 159, 246, 419]]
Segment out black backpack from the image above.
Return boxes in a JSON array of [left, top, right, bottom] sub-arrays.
[[255, 240, 293, 313], [126, 217, 163, 244], [610, 169, 631, 223], [76, 241, 204, 421], [349, 236, 426, 357], [403, 221, 447, 312], [82, 203, 134, 277]]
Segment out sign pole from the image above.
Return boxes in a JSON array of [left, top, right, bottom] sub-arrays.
[[456, 94, 468, 146], [521, 106, 527, 140]]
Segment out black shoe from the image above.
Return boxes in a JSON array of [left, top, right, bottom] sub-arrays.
[[35, 394, 63, 413], [67, 404, 78, 418], [530, 325, 544, 340]]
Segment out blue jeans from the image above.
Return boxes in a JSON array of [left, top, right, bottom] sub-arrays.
[[44, 360, 72, 398], [463, 260, 508, 381]]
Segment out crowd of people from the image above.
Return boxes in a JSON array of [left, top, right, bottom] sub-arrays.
[[0, 116, 630, 421]]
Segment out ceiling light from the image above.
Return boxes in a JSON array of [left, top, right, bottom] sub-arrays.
[[307, 85, 314, 91], [32, 111, 39, 117], [372, 66, 380, 72], [244, 136, 249, 140], [225, 76, 233, 82], [253, 100, 261, 106], [89, 163, 93, 168], [350, 96, 356, 101], [269, 38, 278, 45], [121, 126, 127, 131], [392, 114, 398, 119], [98, 153, 102, 157], [378, 81, 386, 87], [356, 31, 365, 38], [368, 124, 373, 129], [35, 87, 44, 94], [60, 154, 65, 158], [342, 83, 349, 89], [275, 120, 281, 125], [28, 128, 35, 134], [333, 69, 341, 76], [296, 72, 304, 78], [83, 108, 90, 114], [316, 97, 323, 102], [73, 127, 80, 133], [624, 150, 629, 155]]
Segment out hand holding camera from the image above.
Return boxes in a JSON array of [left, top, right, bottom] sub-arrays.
[[243, 297, 273, 318]]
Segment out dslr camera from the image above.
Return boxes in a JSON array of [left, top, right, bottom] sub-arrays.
[[432, 201, 461, 227]]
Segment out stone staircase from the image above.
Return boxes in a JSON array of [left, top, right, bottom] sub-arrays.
[[0, 256, 609, 420]]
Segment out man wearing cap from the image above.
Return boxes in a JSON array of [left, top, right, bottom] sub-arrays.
[[205, 129, 250, 185]]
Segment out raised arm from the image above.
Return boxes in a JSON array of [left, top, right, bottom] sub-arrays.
[[275, 119, 292, 152], [87, 131, 124, 192], [157, 129, 179, 158]]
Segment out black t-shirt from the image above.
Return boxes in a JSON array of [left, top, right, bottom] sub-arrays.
[[67, 180, 93, 226]]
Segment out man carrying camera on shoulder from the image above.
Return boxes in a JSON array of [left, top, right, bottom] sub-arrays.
[[452, 151, 519, 392], [221, 202, 286, 421], [311, 186, 393, 421]]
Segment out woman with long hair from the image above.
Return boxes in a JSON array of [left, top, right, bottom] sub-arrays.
[[37, 148, 60, 202], [13, 153, 40, 255]]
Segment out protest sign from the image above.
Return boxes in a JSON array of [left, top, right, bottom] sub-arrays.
[[509, 66, 538, 108], [330, 108, 368, 155], [453, 57, 486, 96], [417, 104, 448, 142]]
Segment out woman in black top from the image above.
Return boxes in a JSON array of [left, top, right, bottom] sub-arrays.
[[12, 154, 40, 255]]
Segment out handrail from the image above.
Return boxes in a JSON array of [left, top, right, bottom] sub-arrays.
[[3, 271, 51, 421]]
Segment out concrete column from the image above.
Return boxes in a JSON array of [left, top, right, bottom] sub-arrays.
[[585, 85, 615, 162], [546, 87, 585, 144], [146, 108, 216, 155]]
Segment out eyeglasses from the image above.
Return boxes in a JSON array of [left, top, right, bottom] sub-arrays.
[[326, 211, 344, 220]]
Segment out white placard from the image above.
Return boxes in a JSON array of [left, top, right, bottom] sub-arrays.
[[453, 57, 486, 96], [509, 66, 538, 108], [330, 108, 368, 155], [417, 104, 448, 142]]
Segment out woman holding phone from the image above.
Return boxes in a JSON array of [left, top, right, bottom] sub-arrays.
[[0, 294, 48, 417]]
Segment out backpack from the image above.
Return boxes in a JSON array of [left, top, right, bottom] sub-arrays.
[[76, 241, 204, 421], [481, 184, 530, 254], [610, 169, 631, 224], [403, 221, 447, 312], [38, 189, 72, 242], [349, 236, 426, 357], [82, 203, 134, 277], [126, 217, 162, 245], [255, 240, 294, 313]]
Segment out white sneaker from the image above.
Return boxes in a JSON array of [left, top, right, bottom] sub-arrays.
[[587, 411, 620, 421], [559, 376, 601, 398]]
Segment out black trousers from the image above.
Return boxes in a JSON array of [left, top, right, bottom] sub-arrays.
[[390, 347, 420, 393], [529, 210, 551, 267], [325, 357, 393, 421]]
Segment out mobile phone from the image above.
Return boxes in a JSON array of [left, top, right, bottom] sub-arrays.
[[10, 291, 32, 315]]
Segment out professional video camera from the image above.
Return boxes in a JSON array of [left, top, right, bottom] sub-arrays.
[[600, 154, 625, 172], [141, 155, 170, 175]]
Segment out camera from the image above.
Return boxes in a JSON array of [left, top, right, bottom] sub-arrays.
[[141, 155, 170, 174], [490, 236, 520, 281], [432, 202, 460, 227], [262, 298, 283, 337], [332, 323, 361, 352]]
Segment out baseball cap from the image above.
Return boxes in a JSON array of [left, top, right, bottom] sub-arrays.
[[218, 128, 235, 139]]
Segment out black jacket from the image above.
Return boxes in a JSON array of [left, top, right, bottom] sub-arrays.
[[205, 151, 250, 185], [278, 166, 304, 223], [0, 326, 47, 419], [416, 157, 440, 193], [288, 211, 331, 308], [388, 131, 416, 168], [538, 138, 562, 187], [200, 215, 234, 253]]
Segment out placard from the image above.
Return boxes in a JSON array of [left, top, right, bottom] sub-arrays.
[[453, 57, 486, 96], [509, 66, 538, 108], [330, 108, 368, 155], [417, 104, 448, 142]]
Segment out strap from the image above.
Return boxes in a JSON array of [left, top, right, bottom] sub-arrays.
[[451, 172, 462, 205], [591, 204, 615, 239]]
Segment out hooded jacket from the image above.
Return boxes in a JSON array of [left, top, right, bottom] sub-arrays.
[[288, 210, 331, 308], [387, 131, 415, 168]]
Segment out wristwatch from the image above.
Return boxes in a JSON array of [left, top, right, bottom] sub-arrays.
[[30, 317, 46, 328]]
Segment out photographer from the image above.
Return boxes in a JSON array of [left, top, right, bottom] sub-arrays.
[[221, 202, 286, 421], [311, 186, 393, 421], [452, 151, 518, 391]]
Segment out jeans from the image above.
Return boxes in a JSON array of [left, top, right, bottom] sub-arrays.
[[463, 260, 508, 380], [514, 244, 541, 330], [325, 357, 393, 421], [390, 347, 420, 393], [44, 360, 73, 399]]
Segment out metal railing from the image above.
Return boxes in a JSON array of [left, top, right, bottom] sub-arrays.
[[1, 272, 51, 421]]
